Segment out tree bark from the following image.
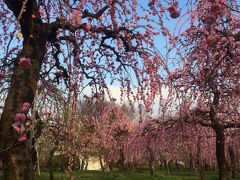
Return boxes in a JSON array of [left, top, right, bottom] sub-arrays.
[[228, 146, 236, 178], [1, 144, 34, 180], [0, 1, 47, 180], [215, 128, 230, 180]]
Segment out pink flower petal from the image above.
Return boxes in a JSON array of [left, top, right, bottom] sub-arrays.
[[71, 11, 82, 26], [20, 102, 31, 112], [12, 122, 25, 133], [12, 122, 21, 132], [18, 134, 27, 143], [15, 113, 26, 122]]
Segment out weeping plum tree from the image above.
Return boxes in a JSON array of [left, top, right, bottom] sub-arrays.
[[166, 0, 240, 179], [95, 103, 134, 172], [0, 0, 172, 179], [130, 119, 165, 176]]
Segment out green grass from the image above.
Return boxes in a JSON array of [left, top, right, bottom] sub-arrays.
[[1, 170, 240, 180]]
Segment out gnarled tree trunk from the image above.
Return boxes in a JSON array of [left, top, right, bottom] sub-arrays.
[[215, 128, 230, 180], [0, 1, 47, 179]]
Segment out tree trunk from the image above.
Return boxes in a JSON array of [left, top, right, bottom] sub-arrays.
[[228, 146, 236, 178], [195, 136, 203, 180], [0, 1, 47, 180], [166, 160, 171, 174], [189, 151, 194, 171], [236, 148, 240, 171], [84, 159, 88, 171], [48, 147, 57, 180], [0, 159, 2, 170], [162, 158, 167, 171], [78, 156, 81, 171], [36, 145, 41, 175], [149, 158, 155, 176], [99, 156, 105, 172], [109, 161, 113, 172], [80, 159, 85, 171], [1, 144, 34, 180], [118, 147, 126, 172], [215, 128, 229, 180], [162, 157, 171, 174], [147, 146, 156, 176]]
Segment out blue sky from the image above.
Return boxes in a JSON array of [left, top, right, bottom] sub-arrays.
[[0, 1, 192, 112]]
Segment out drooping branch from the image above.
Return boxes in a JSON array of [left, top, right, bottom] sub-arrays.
[[46, 5, 109, 37], [82, 5, 109, 19], [224, 122, 240, 129]]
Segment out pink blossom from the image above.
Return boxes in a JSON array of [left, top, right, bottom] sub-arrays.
[[12, 122, 21, 132], [38, 9, 44, 14], [203, 14, 216, 25], [85, 22, 91, 31], [20, 102, 31, 112], [19, 58, 32, 69], [203, 66, 210, 72], [12, 122, 25, 133], [207, 35, 215, 45], [15, 113, 26, 122], [23, 102, 30, 108], [210, 4, 221, 13], [71, 11, 82, 26], [168, 2, 180, 19], [18, 134, 27, 143], [170, 10, 180, 19]]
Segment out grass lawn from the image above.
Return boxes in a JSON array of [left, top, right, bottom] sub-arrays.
[[0, 170, 239, 180]]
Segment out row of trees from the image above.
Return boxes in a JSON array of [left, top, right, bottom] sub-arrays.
[[34, 93, 240, 180], [0, 0, 239, 180]]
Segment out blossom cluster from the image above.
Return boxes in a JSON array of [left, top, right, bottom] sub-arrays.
[[12, 102, 31, 142]]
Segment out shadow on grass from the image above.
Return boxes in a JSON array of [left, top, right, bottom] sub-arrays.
[[1, 170, 240, 180]]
